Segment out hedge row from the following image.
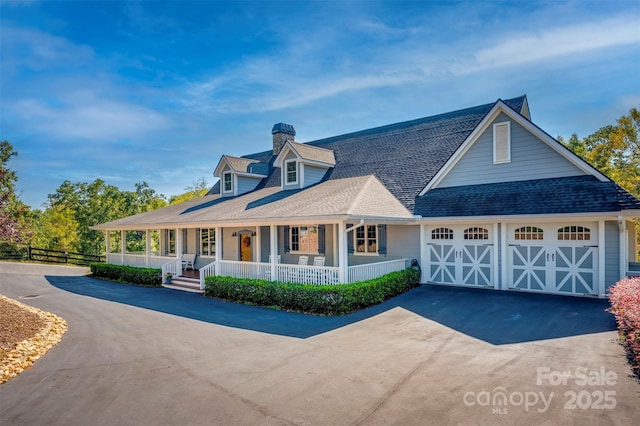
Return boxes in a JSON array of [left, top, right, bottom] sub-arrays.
[[608, 277, 640, 379], [90, 263, 162, 287], [204, 268, 420, 315]]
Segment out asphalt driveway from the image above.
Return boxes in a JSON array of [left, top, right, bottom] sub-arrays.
[[0, 262, 638, 425]]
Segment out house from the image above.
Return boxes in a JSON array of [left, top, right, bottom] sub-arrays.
[[92, 95, 640, 297]]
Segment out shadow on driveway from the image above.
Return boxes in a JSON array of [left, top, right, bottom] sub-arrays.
[[46, 275, 615, 343]]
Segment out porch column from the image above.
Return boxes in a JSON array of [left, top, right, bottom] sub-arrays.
[[105, 230, 110, 264], [176, 227, 182, 259], [121, 230, 126, 265], [215, 226, 221, 276], [145, 229, 151, 267], [338, 221, 347, 283], [255, 226, 261, 263], [270, 225, 277, 280]]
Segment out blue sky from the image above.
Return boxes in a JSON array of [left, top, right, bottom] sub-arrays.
[[2, 0, 639, 209]]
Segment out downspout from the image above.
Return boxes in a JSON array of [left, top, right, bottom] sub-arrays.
[[345, 219, 365, 234]]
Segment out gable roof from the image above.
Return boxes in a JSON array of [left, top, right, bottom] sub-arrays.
[[275, 141, 336, 167], [252, 96, 529, 212], [415, 175, 640, 218], [420, 99, 608, 194], [213, 155, 267, 177]]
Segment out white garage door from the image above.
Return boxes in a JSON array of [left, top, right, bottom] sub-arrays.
[[427, 225, 494, 287], [507, 223, 598, 295]]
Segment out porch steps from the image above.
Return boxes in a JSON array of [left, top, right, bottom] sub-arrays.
[[163, 276, 203, 293]]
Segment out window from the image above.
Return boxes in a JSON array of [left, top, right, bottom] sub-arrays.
[[432, 227, 453, 240], [166, 229, 176, 255], [223, 172, 232, 193], [515, 226, 543, 240], [493, 121, 511, 164], [201, 228, 216, 255], [558, 226, 590, 241], [464, 227, 489, 240], [285, 160, 298, 184], [290, 225, 318, 253], [355, 225, 378, 254]]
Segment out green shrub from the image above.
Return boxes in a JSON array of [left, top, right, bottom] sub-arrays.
[[90, 263, 162, 287], [205, 268, 419, 315]]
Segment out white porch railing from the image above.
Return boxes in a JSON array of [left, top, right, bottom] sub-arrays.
[[107, 253, 174, 268], [162, 259, 182, 284], [199, 261, 216, 290], [276, 264, 340, 285], [347, 259, 408, 283], [218, 260, 272, 280]]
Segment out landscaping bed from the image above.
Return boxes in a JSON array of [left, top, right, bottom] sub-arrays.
[[608, 277, 640, 380], [204, 268, 420, 315], [0, 295, 67, 383], [90, 263, 162, 287]]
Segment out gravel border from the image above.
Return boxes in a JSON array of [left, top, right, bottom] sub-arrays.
[[0, 295, 67, 384]]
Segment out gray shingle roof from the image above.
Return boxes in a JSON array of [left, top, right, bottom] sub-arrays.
[[414, 176, 640, 217], [252, 96, 528, 212], [94, 175, 412, 229]]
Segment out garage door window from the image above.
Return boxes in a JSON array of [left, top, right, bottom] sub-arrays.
[[432, 227, 453, 240], [558, 226, 591, 241], [514, 226, 543, 240], [464, 227, 489, 240]]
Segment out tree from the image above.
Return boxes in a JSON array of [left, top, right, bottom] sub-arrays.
[[168, 178, 209, 205], [561, 108, 640, 197], [561, 108, 640, 257], [0, 141, 28, 244], [34, 179, 167, 254]]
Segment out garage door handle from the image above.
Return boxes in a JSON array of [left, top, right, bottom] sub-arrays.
[[584, 245, 598, 248]]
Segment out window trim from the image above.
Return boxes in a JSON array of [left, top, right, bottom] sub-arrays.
[[289, 225, 319, 254], [354, 225, 379, 256], [493, 121, 511, 164], [514, 226, 543, 240], [284, 159, 298, 185], [431, 227, 454, 240], [200, 228, 216, 256], [222, 171, 233, 193]]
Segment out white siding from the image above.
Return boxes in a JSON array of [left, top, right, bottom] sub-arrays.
[[438, 112, 585, 188]]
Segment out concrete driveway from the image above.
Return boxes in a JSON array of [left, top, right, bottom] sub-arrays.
[[0, 262, 638, 425]]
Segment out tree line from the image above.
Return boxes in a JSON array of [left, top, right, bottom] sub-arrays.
[[1, 107, 639, 256], [0, 140, 208, 256]]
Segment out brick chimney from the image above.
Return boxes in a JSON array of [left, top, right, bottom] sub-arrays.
[[271, 123, 296, 155]]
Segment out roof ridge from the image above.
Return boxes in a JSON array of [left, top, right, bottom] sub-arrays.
[[346, 175, 380, 215]]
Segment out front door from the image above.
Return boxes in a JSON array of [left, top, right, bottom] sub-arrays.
[[240, 234, 252, 261]]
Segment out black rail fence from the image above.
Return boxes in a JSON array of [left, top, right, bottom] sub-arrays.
[[0, 245, 106, 265]]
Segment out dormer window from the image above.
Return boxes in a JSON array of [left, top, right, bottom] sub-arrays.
[[285, 160, 298, 184], [223, 172, 233, 193]]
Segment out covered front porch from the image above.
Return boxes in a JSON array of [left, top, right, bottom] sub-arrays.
[[103, 221, 412, 291]]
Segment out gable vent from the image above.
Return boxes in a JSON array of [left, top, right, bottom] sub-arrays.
[[493, 121, 511, 164]]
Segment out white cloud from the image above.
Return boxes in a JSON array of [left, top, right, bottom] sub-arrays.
[[461, 16, 640, 74], [13, 94, 170, 142]]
